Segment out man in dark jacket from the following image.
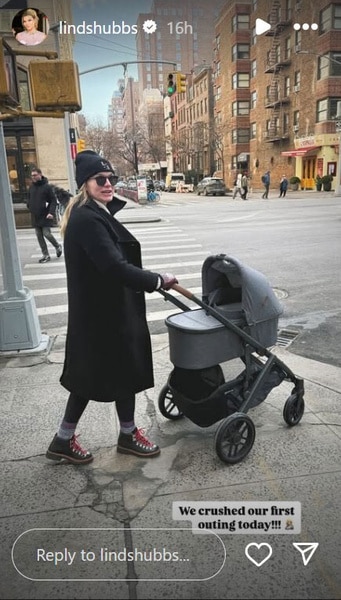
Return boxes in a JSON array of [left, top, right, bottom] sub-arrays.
[[27, 168, 62, 263]]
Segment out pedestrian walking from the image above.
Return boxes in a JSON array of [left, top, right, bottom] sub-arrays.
[[51, 185, 73, 217], [46, 150, 178, 464], [27, 168, 62, 263], [241, 172, 248, 200], [279, 175, 288, 198], [261, 171, 270, 199], [232, 173, 242, 199]]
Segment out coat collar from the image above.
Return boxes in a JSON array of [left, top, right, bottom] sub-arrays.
[[87, 196, 126, 216]]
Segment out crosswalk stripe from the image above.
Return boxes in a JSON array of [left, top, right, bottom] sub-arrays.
[[31, 287, 67, 296], [23, 273, 66, 281], [31, 286, 202, 301], [23, 271, 202, 283], [31, 244, 203, 259], [36, 304, 193, 321], [23, 258, 206, 270]]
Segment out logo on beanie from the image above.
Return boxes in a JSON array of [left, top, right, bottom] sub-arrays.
[[101, 160, 111, 170]]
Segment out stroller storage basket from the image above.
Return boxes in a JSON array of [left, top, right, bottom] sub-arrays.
[[166, 306, 246, 369], [168, 366, 242, 427]]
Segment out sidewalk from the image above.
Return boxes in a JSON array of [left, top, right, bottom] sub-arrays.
[[0, 328, 340, 599]]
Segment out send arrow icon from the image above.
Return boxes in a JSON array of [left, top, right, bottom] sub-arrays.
[[293, 543, 319, 566]]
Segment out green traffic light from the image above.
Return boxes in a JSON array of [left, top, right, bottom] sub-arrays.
[[167, 73, 175, 96]]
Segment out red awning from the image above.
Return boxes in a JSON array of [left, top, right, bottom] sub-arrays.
[[281, 146, 320, 157]]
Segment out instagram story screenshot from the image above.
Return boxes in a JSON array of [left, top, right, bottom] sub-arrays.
[[0, 0, 340, 599]]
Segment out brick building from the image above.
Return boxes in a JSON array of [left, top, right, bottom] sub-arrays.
[[213, 0, 341, 191], [169, 66, 215, 180]]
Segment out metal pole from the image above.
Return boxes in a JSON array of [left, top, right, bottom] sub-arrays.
[[50, 23, 76, 196], [0, 122, 49, 351], [334, 102, 341, 197]]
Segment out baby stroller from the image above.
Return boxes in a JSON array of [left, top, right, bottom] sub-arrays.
[[158, 254, 305, 465]]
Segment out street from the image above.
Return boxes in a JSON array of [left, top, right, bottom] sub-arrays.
[[10, 189, 341, 365]]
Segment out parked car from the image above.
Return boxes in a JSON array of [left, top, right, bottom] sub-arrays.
[[114, 180, 127, 193], [197, 177, 227, 196], [154, 179, 165, 190]]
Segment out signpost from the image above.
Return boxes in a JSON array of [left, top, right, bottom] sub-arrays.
[[0, 39, 80, 352]]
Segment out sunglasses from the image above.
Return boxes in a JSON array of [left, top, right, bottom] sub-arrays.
[[90, 175, 117, 186]]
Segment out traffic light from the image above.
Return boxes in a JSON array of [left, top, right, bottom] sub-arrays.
[[28, 60, 82, 112], [176, 72, 186, 94], [77, 139, 86, 152], [167, 72, 176, 96]]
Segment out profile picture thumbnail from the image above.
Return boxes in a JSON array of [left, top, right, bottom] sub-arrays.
[[12, 7, 49, 46]]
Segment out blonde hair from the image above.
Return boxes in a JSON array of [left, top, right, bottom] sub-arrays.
[[21, 8, 39, 28], [60, 185, 89, 237]]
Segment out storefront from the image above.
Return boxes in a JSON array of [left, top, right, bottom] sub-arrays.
[[281, 134, 339, 190], [4, 118, 37, 204]]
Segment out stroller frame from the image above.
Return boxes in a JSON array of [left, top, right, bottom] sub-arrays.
[[158, 255, 305, 465]]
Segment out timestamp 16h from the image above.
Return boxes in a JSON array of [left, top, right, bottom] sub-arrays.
[[167, 21, 193, 35]]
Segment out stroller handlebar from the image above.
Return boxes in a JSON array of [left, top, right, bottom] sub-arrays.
[[171, 283, 194, 300]]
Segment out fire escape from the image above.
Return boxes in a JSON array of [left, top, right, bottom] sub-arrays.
[[264, 0, 292, 143]]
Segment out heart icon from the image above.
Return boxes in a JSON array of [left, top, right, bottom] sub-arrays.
[[245, 543, 273, 567]]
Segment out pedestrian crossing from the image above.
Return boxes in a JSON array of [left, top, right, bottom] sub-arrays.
[[15, 225, 209, 335]]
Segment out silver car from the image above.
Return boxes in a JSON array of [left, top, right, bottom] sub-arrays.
[[197, 177, 227, 196]]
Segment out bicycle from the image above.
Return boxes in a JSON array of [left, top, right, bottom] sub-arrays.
[[147, 189, 161, 203]]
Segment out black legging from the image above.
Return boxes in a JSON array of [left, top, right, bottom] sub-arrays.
[[63, 392, 136, 424]]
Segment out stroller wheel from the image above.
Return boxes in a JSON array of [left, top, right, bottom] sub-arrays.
[[214, 413, 255, 464], [283, 393, 305, 426], [158, 385, 184, 420]]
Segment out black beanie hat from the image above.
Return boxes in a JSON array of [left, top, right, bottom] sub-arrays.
[[75, 150, 115, 188]]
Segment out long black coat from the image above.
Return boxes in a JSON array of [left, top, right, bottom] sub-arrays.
[[27, 176, 57, 227], [60, 197, 160, 402]]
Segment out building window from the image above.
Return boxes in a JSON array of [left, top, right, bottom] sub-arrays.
[[232, 128, 250, 143], [285, 36, 291, 59], [232, 44, 250, 60], [294, 71, 300, 91], [317, 97, 340, 121], [251, 59, 257, 77], [252, 26, 257, 45], [232, 73, 250, 88], [293, 110, 300, 129], [251, 90, 257, 108], [294, 30, 301, 51], [232, 14, 250, 32], [284, 77, 290, 97], [232, 101, 250, 116], [250, 122, 256, 139], [320, 4, 341, 32], [216, 86, 221, 100], [215, 34, 220, 50], [318, 53, 341, 78]]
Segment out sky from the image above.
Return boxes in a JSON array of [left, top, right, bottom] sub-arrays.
[[70, 0, 152, 123]]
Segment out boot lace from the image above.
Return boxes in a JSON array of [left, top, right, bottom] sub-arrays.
[[134, 428, 156, 449], [70, 434, 89, 456]]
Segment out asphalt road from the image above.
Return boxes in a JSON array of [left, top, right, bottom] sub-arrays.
[[153, 190, 341, 367]]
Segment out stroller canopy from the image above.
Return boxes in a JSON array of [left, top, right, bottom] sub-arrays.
[[202, 254, 283, 327]]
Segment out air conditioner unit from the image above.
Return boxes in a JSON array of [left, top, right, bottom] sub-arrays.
[[294, 85, 300, 92], [293, 125, 299, 132]]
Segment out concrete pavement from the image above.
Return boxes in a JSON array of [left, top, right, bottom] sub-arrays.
[[1, 328, 341, 599]]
